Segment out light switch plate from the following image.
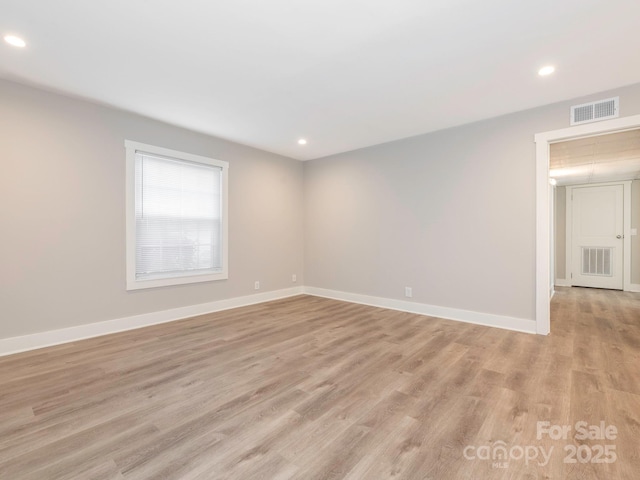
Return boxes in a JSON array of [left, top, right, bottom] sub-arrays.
[[631, 228, 638, 236]]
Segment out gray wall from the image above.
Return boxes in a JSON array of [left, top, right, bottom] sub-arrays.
[[304, 83, 640, 321], [3, 77, 640, 341], [0, 79, 304, 339]]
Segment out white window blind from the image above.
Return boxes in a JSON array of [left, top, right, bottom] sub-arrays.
[[134, 151, 222, 281]]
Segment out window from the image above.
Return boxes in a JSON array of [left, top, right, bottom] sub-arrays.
[[125, 141, 228, 290]]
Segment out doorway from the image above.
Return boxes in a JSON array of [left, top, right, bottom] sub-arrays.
[[535, 114, 640, 335]]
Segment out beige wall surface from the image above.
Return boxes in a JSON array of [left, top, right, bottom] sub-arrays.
[[0, 79, 304, 339], [304, 83, 640, 321]]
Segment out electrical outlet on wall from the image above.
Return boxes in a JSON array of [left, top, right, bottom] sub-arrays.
[[254, 281, 260, 290], [405, 287, 412, 298], [292, 274, 297, 282]]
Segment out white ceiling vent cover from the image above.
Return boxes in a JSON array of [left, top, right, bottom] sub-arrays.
[[570, 97, 619, 125]]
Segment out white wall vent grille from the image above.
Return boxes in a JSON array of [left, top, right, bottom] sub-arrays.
[[571, 97, 619, 125], [581, 247, 613, 276]]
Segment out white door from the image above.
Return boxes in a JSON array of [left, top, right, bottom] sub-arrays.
[[571, 184, 624, 289]]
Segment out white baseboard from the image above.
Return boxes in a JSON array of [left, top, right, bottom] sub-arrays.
[[628, 284, 640, 293], [302, 286, 537, 334], [0, 284, 544, 357], [0, 287, 304, 357]]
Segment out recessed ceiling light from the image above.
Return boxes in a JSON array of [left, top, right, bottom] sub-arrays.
[[4, 35, 26, 48], [538, 65, 555, 76], [298, 139, 307, 145]]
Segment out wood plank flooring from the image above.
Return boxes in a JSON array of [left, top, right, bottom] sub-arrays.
[[0, 288, 639, 479]]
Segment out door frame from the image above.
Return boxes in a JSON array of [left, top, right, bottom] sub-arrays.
[[565, 181, 631, 290], [535, 113, 640, 335]]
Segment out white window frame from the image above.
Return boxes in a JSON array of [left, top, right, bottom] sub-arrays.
[[125, 140, 229, 290]]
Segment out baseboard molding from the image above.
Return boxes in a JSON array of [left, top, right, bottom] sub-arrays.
[[628, 284, 640, 293], [302, 286, 537, 334], [0, 283, 543, 357], [0, 287, 304, 357]]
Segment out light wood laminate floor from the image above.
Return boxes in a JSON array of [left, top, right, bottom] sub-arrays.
[[1, 288, 639, 479]]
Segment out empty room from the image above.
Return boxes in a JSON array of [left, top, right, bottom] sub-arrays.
[[1, 1, 639, 479]]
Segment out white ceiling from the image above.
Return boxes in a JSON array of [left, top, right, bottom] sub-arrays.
[[2, 0, 640, 161], [550, 129, 640, 186]]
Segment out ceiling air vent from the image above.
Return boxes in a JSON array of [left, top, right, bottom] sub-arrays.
[[570, 97, 619, 125]]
